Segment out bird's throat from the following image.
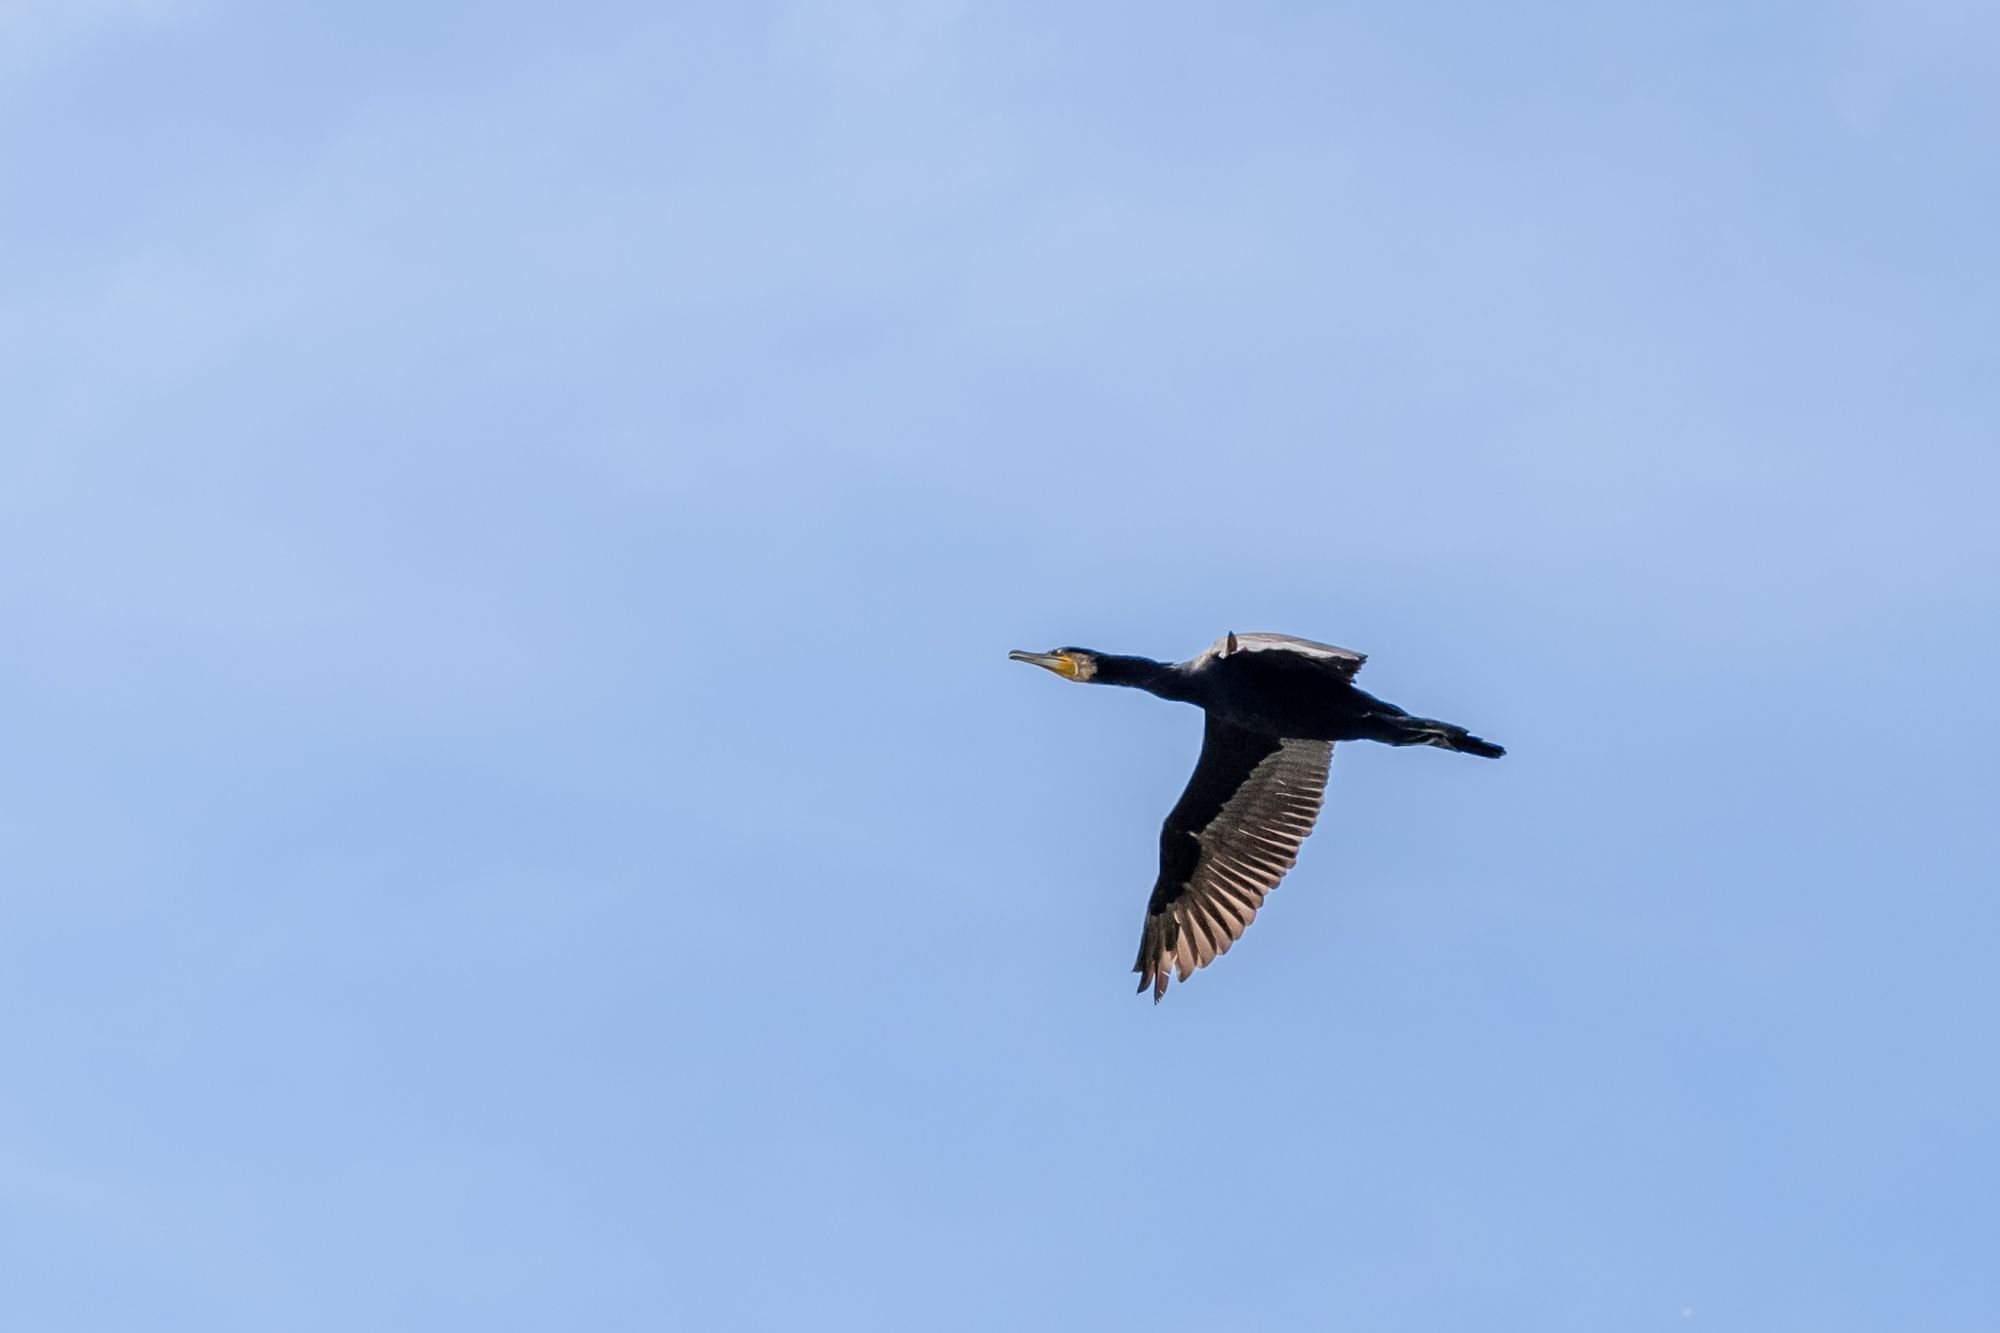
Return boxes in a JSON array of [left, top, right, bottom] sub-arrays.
[[1091, 654, 1200, 703]]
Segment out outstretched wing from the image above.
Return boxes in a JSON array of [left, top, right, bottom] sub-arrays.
[[1191, 631, 1366, 681], [1134, 715, 1334, 1001]]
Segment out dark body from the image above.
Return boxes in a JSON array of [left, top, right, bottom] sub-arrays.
[[1010, 631, 1503, 1001], [1101, 649, 1414, 742], [1087, 642, 1501, 754]]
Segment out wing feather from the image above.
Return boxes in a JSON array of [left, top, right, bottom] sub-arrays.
[[1190, 631, 1366, 680], [1134, 716, 1335, 1001]]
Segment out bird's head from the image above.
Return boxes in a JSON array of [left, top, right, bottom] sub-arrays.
[[1007, 646, 1100, 682]]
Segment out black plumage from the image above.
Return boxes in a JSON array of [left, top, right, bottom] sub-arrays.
[[1009, 631, 1504, 1001]]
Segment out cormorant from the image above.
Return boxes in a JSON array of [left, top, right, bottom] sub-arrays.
[[1009, 632, 1504, 1001]]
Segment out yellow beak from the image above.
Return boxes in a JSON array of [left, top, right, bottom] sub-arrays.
[[1008, 649, 1077, 679]]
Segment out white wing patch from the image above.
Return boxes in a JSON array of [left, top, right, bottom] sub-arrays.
[[1191, 631, 1366, 675]]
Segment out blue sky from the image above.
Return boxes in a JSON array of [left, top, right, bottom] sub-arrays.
[[3, 2, 1997, 1328]]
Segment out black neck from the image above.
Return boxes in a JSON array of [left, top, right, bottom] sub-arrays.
[[1093, 654, 1199, 703]]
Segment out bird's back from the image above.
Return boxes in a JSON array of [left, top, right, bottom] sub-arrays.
[[1193, 642, 1382, 741]]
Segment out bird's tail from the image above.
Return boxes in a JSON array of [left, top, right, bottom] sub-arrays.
[[1388, 714, 1506, 759]]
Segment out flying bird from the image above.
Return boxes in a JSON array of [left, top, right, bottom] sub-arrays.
[[1009, 632, 1504, 1001]]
